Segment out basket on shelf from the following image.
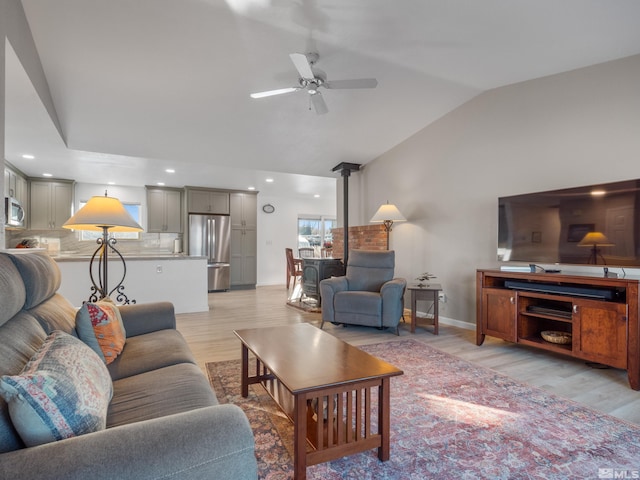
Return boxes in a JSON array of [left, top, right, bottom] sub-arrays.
[[541, 330, 572, 345]]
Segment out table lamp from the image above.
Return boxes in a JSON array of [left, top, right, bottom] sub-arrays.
[[370, 202, 406, 249], [63, 191, 143, 304]]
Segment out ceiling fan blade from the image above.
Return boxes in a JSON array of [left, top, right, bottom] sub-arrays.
[[310, 92, 328, 115], [289, 53, 315, 80], [324, 78, 378, 89], [250, 87, 300, 99]]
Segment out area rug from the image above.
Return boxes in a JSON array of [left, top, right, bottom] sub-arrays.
[[206, 339, 640, 479]]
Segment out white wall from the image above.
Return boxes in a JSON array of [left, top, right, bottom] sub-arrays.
[[256, 191, 336, 285], [361, 54, 640, 326]]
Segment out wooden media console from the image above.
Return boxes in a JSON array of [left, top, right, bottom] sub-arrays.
[[476, 269, 640, 390]]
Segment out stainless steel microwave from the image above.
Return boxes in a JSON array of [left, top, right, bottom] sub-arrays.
[[4, 197, 25, 228]]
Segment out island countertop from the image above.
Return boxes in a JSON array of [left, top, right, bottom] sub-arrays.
[[52, 253, 205, 261]]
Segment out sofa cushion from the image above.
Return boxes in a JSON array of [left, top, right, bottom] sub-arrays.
[[0, 313, 47, 454], [7, 253, 61, 309], [76, 301, 126, 364], [0, 331, 113, 447], [107, 329, 197, 380], [28, 294, 78, 336], [107, 363, 217, 428], [0, 254, 26, 327]]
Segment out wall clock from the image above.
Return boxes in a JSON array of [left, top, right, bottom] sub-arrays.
[[262, 204, 275, 214]]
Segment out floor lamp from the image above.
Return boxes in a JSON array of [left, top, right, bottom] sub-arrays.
[[63, 192, 143, 304], [370, 202, 406, 250]]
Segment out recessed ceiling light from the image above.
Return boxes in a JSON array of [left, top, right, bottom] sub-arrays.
[[248, 186, 256, 191], [314, 194, 320, 198], [165, 168, 175, 173], [42, 173, 53, 177], [22, 154, 35, 159], [265, 178, 274, 183], [107, 182, 115, 185], [157, 182, 165, 186]]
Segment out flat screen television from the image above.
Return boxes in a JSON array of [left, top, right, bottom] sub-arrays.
[[498, 179, 640, 267]]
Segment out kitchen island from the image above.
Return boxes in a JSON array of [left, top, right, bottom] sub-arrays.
[[54, 254, 209, 313]]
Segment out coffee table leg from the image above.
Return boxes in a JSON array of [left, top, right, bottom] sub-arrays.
[[240, 343, 249, 398], [378, 377, 391, 461], [294, 394, 308, 479]]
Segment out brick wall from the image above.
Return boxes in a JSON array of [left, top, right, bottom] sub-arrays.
[[331, 224, 388, 259]]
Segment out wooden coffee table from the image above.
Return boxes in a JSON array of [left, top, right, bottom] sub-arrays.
[[234, 324, 403, 480]]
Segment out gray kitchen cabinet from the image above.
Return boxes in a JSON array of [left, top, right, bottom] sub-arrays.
[[29, 179, 74, 230], [229, 192, 257, 287], [4, 166, 28, 205], [147, 187, 182, 233], [187, 189, 229, 214]]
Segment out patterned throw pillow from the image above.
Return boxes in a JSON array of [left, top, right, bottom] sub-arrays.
[[75, 300, 126, 364], [0, 331, 113, 447]]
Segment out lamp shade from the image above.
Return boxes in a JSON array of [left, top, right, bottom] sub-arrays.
[[577, 231, 614, 247], [63, 195, 143, 232], [370, 203, 406, 223]]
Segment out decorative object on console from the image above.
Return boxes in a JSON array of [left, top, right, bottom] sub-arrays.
[[577, 231, 614, 265], [370, 202, 406, 250], [541, 330, 572, 345], [62, 191, 143, 304]]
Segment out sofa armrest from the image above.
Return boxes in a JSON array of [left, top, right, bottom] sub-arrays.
[[319, 276, 349, 323], [381, 278, 407, 328], [118, 302, 176, 337], [0, 404, 257, 480]]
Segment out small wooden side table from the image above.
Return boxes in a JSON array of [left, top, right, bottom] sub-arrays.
[[407, 283, 442, 334]]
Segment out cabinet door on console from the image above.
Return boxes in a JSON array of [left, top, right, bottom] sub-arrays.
[[573, 299, 627, 369], [482, 288, 517, 342]]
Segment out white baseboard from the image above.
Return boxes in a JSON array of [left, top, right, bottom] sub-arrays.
[[404, 309, 475, 331]]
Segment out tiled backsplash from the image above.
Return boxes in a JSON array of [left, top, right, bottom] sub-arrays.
[[5, 228, 182, 256]]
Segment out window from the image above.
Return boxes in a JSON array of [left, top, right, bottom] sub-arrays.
[[79, 202, 142, 241], [298, 216, 336, 254]]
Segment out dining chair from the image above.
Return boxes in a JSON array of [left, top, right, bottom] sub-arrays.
[[285, 248, 303, 290]]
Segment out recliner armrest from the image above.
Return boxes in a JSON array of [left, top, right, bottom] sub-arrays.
[[381, 277, 406, 295], [319, 276, 349, 323], [381, 278, 407, 328], [118, 302, 176, 337]]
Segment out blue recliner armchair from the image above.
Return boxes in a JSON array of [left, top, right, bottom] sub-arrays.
[[319, 250, 406, 334]]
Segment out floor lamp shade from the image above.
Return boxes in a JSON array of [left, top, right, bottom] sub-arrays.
[[370, 202, 406, 249], [63, 193, 143, 303]]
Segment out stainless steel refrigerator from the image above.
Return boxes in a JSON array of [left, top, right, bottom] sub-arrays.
[[188, 214, 231, 291]]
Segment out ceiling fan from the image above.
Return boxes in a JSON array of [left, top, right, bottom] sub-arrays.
[[250, 53, 378, 115]]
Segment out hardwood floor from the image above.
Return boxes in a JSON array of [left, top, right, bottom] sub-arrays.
[[176, 285, 640, 425]]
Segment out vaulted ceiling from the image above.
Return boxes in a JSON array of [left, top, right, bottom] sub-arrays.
[[5, 0, 640, 197]]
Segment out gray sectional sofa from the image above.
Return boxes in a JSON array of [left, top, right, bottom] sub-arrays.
[[0, 251, 257, 479]]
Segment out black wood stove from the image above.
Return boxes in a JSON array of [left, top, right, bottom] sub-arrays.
[[302, 258, 345, 305]]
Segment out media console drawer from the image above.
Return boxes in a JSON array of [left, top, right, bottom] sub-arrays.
[[476, 269, 639, 390]]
